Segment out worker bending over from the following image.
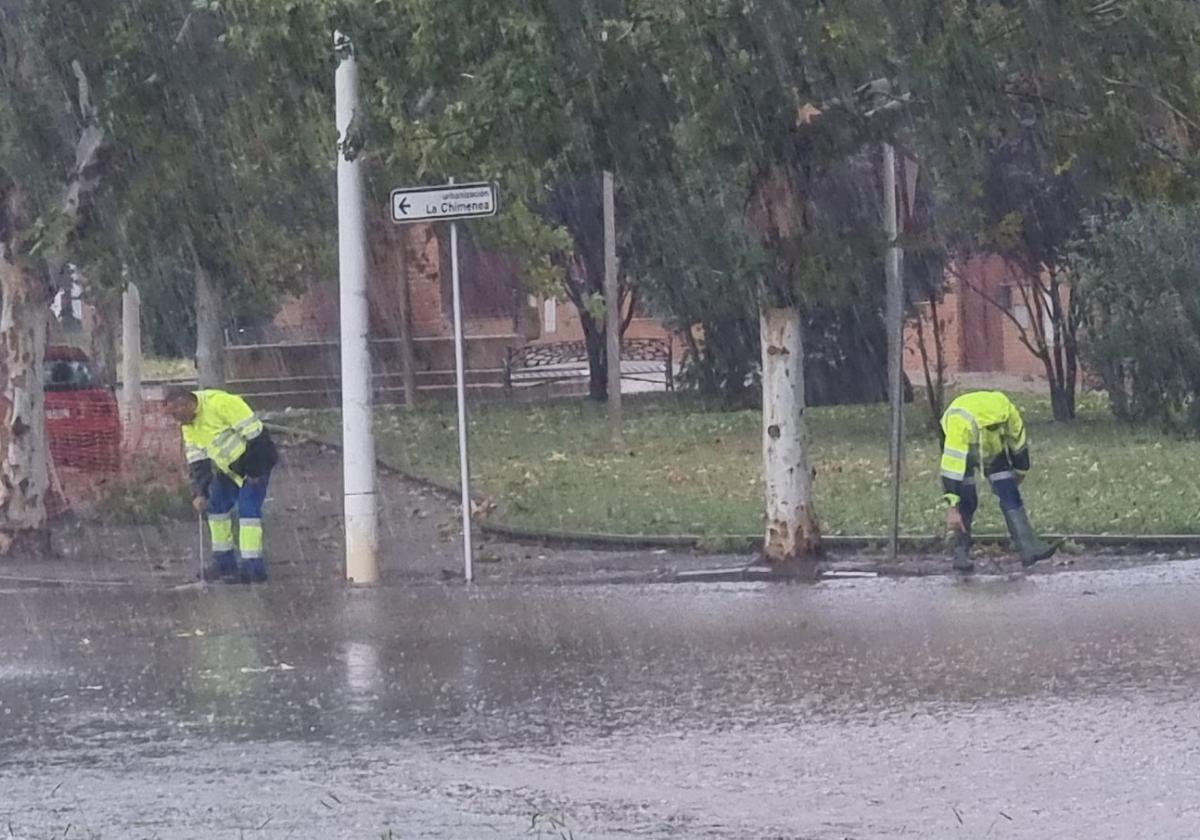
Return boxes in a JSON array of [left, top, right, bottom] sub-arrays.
[[940, 391, 1057, 573], [165, 387, 279, 583]]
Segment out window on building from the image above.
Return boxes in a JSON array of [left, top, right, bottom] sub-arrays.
[[1042, 291, 1057, 348], [999, 284, 1031, 329]]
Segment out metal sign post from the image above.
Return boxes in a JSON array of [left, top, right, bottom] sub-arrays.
[[883, 143, 904, 563], [448, 198, 474, 582], [392, 180, 498, 582], [602, 171, 622, 441]]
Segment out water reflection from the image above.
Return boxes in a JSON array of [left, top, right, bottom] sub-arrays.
[[343, 640, 381, 713]]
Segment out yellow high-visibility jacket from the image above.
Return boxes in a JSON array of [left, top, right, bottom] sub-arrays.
[[940, 391, 1030, 506], [182, 390, 266, 486]]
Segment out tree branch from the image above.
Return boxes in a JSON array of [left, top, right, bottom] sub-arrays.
[[1015, 273, 1050, 352], [1103, 76, 1200, 133], [173, 10, 195, 46], [61, 60, 104, 227], [619, 284, 636, 336]]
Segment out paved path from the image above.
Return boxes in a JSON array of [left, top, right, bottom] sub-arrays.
[[9, 440, 738, 587]]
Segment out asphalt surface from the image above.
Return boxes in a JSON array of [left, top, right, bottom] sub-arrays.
[[1, 559, 1199, 839]]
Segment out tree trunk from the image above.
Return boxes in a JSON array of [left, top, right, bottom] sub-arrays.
[[581, 314, 608, 402], [760, 305, 821, 567], [1048, 375, 1075, 422], [193, 251, 225, 389], [0, 256, 51, 551], [913, 291, 947, 437], [368, 223, 417, 408], [394, 233, 417, 409], [88, 287, 120, 388]]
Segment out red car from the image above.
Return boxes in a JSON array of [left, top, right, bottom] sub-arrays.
[[44, 345, 121, 472]]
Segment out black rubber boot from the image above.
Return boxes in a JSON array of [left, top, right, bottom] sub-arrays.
[[239, 558, 268, 584], [1003, 507, 1058, 567], [201, 551, 241, 583], [950, 528, 974, 573]]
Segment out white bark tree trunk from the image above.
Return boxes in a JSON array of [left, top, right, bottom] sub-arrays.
[[0, 254, 50, 550], [760, 305, 820, 565], [0, 57, 104, 552], [193, 252, 226, 389]]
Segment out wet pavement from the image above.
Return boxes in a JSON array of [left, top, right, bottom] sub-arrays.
[[1, 559, 1199, 838], [22, 440, 747, 588]]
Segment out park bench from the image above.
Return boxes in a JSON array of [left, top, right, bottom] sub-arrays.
[[504, 338, 674, 394]]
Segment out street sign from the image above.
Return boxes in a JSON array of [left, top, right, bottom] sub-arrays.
[[390, 182, 498, 224], [388, 177, 497, 581]]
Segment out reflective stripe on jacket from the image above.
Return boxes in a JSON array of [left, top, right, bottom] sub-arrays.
[[181, 390, 265, 485], [939, 391, 1029, 484]]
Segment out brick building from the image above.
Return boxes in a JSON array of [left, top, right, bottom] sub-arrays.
[[266, 226, 1059, 399], [904, 254, 1059, 389], [230, 220, 678, 405], [270, 221, 675, 348]]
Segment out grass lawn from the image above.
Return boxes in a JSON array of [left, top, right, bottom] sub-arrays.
[[282, 392, 1200, 537], [123, 356, 195, 381]]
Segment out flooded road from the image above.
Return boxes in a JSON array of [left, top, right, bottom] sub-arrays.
[[1, 560, 1199, 838]]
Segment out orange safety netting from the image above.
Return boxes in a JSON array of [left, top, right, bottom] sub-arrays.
[[48, 397, 185, 517]]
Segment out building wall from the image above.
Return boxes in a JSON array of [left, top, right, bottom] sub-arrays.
[[904, 254, 1060, 387], [268, 225, 683, 357], [269, 222, 454, 342], [538, 296, 672, 340]]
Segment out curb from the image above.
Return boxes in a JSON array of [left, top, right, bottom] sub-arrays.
[[0, 574, 142, 589], [265, 423, 1200, 557], [476, 526, 1200, 555], [267, 422, 462, 502]]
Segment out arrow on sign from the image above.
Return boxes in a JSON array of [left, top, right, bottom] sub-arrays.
[[395, 196, 411, 216]]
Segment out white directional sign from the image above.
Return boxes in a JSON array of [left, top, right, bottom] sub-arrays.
[[390, 182, 498, 224]]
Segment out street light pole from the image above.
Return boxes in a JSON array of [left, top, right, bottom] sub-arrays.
[[335, 31, 379, 585]]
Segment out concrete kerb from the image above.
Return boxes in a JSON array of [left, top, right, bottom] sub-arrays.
[[266, 422, 462, 501], [263, 422, 1200, 558], [0, 574, 141, 589]]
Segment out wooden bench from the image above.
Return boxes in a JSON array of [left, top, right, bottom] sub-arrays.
[[504, 338, 674, 393]]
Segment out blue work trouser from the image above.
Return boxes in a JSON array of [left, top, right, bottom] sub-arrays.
[[958, 451, 1023, 531], [207, 471, 270, 576]]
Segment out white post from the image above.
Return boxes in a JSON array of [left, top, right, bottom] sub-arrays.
[[120, 282, 142, 448], [335, 32, 379, 584], [883, 142, 904, 563], [448, 186, 474, 582], [603, 171, 622, 439]]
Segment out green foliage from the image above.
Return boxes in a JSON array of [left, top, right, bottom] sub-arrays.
[[481, 198, 572, 299], [88, 0, 333, 328], [1076, 202, 1200, 430], [9, 0, 1200, 418], [0, 1, 120, 257]]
